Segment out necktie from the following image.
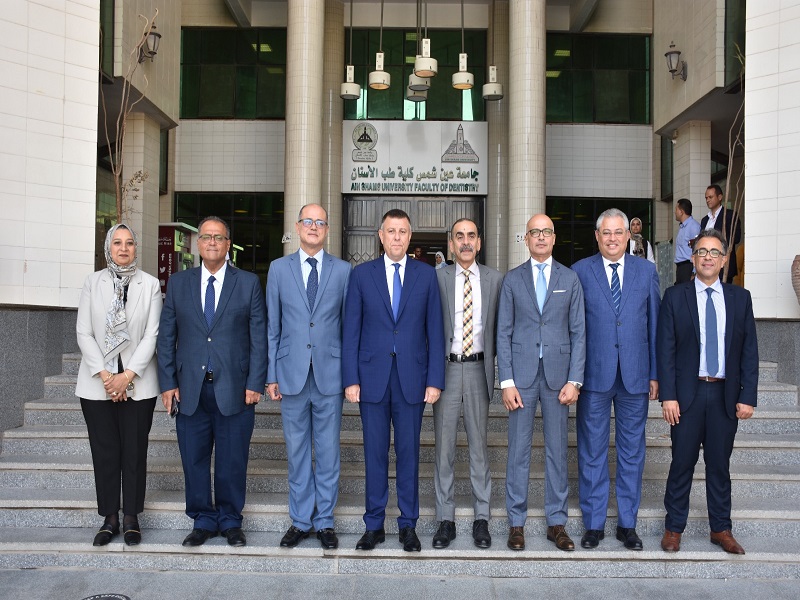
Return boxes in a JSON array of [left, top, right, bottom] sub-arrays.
[[610, 263, 621, 315], [706, 288, 719, 377], [536, 263, 547, 312], [204, 275, 216, 373], [392, 263, 402, 321], [306, 257, 318, 311], [462, 270, 473, 356]]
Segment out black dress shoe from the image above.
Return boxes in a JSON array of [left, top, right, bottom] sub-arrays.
[[581, 529, 605, 549], [182, 528, 217, 547], [355, 529, 385, 550], [399, 527, 421, 552], [92, 523, 119, 547], [316, 528, 338, 549], [222, 527, 247, 547], [616, 526, 643, 550], [432, 520, 456, 549], [280, 525, 309, 548], [123, 524, 141, 546], [472, 519, 492, 549]]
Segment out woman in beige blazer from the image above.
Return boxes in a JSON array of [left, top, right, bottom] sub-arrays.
[[75, 224, 162, 547]]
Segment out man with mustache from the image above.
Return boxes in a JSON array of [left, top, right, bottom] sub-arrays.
[[431, 219, 503, 549]]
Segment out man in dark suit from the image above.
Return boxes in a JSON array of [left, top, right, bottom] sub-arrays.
[[158, 216, 267, 548], [497, 214, 585, 552], [701, 185, 741, 283], [266, 204, 350, 550], [343, 208, 445, 552], [657, 228, 758, 555], [571, 208, 660, 551], [432, 218, 502, 550]]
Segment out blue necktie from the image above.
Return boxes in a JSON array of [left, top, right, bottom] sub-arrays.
[[610, 263, 621, 315], [706, 287, 719, 377], [204, 275, 216, 372], [306, 257, 318, 311], [536, 263, 547, 359], [392, 263, 402, 321]]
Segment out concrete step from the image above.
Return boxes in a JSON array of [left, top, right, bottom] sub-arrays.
[[1, 527, 798, 579]]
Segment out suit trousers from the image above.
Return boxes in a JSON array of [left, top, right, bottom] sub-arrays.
[[664, 380, 738, 533], [280, 365, 343, 531], [81, 397, 157, 516], [505, 359, 570, 527], [433, 359, 491, 522], [577, 366, 648, 530], [176, 379, 255, 532], [359, 357, 425, 530]]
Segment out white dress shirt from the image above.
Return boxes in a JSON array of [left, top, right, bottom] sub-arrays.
[[705, 206, 722, 230], [452, 261, 484, 354], [696, 277, 727, 378], [201, 261, 227, 313], [602, 254, 626, 289], [383, 254, 407, 306], [299, 248, 324, 289]]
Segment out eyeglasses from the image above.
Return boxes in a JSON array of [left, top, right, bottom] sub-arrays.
[[198, 234, 229, 243], [298, 218, 328, 228], [527, 228, 554, 238], [599, 229, 626, 238], [693, 248, 725, 258]]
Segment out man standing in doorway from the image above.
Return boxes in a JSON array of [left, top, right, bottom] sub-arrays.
[[674, 198, 701, 285], [701, 185, 741, 284]]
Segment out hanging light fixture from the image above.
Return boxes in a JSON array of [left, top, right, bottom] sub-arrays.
[[340, 1, 361, 100], [452, 0, 473, 90], [414, 0, 437, 78], [407, 85, 427, 102], [369, 0, 390, 90], [408, 0, 430, 93], [482, 0, 503, 100]]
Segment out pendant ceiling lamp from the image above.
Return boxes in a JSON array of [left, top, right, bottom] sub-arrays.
[[408, 0, 430, 93], [482, 0, 503, 100], [368, 0, 390, 90], [340, 1, 361, 100], [414, 1, 437, 78], [452, 0, 474, 90]]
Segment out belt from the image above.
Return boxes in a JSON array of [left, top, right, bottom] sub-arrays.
[[448, 352, 484, 363], [698, 376, 724, 382], [205, 371, 214, 382]]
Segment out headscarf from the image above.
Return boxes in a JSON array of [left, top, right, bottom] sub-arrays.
[[630, 218, 645, 258], [103, 224, 138, 371], [435, 251, 446, 269]]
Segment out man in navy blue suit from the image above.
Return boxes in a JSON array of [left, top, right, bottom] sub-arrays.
[[158, 216, 267, 548], [343, 208, 445, 552], [701, 185, 741, 283], [571, 208, 660, 551], [657, 228, 757, 555]]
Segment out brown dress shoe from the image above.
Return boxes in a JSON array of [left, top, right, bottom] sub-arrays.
[[507, 526, 525, 551], [710, 530, 745, 555], [661, 530, 681, 552], [546, 525, 575, 551]]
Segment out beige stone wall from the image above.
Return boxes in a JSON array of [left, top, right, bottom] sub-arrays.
[[180, 0, 237, 27], [584, 0, 652, 34]]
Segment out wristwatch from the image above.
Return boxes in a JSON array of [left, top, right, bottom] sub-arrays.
[[570, 381, 582, 391]]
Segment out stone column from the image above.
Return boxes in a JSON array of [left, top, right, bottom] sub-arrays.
[[321, 0, 345, 256], [672, 120, 711, 219], [507, 0, 546, 267], [284, 0, 325, 255], [484, 0, 509, 272]]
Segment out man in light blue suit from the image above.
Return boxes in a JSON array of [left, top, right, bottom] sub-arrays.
[[497, 214, 586, 552], [158, 216, 267, 548], [343, 208, 445, 552], [571, 208, 660, 551], [266, 203, 350, 550]]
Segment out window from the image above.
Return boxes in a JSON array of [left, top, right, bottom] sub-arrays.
[[99, 0, 114, 79], [181, 29, 287, 119], [725, 0, 746, 89], [546, 34, 650, 124], [159, 129, 168, 195], [661, 135, 673, 202]]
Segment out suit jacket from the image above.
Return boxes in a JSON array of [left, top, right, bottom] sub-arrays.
[[157, 265, 268, 417], [266, 250, 350, 396], [700, 209, 741, 281], [496, 259, 586, 391], [76, 269, 162, 400], [437, 262, 503, 397], [571, 253, 660, 394], [342, 257, 446, 403], [657, 281, 758, 419]]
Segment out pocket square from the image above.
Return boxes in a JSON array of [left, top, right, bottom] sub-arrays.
[[553, 290, 566, 293]]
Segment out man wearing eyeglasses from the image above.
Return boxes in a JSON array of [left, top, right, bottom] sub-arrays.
[[158, 216, 267, 548], [571, 208, 660, 551], [265, 204, 351, 550], [657, 228, 757, 555], [496, 214, 585, 551]]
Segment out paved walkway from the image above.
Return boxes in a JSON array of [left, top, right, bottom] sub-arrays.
[[1, 569, 798, 600]]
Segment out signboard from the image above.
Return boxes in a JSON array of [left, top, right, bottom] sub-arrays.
[[342, 120, 488, 196]]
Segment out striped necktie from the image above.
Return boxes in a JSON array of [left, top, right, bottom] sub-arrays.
[[462, 270, 473, 356], [610, 263, 621, 315]]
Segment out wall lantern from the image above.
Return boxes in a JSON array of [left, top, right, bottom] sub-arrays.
[[138, 22, 161, 63], [665, 42, 687, 81]]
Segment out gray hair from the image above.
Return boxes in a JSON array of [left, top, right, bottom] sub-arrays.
[[694, 228, 729, 255], [198, 216, 231, 239], [298, 203, 328, 222], [595, 208, 630, 231]]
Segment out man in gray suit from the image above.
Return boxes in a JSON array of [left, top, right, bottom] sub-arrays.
[[497, 213, 586, 551], [266, 203, 350, 550], [432, 218, 502, 549]]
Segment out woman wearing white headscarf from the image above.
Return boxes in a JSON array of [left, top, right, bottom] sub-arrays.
[[75, 224, 162, 547], [434, 251, 447, 269]]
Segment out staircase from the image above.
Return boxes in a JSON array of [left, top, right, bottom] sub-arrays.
[[0, 354, 799, 579]]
